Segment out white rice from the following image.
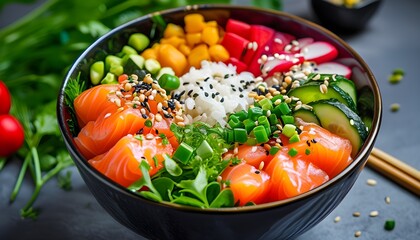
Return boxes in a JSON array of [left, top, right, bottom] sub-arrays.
[[174, 61, 258, 126]]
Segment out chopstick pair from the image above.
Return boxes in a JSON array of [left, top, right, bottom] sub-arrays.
[[367, 147, 420, 196]]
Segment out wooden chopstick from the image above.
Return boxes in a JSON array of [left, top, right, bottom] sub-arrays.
[[367, 147, 420, 196]]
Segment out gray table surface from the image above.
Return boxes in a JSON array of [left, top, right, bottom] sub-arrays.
[[1, 0, 419, 239]]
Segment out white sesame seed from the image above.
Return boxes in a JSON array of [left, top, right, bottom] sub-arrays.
[[334, 216, 341, 223], [354, 231, 362, 238], [350, 119, 355, 126], [385, 196, 391, 204], [312, 74, 321, 80], [259, 161, 265, 170], [251, 146, 257, 153], [369, 210, 379, 217], [367, 179, 377, 186], [320, 84, 328, 94], [353, 212, 361, 217]]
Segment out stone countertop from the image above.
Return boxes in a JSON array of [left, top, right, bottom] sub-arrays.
[[1, 0, 419, 239]]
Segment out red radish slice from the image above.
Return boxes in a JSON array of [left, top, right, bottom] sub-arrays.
[[284, 37, 314, 53], [262, 54, 305, 77], [301, 41, 338, 64], [316, 62, 352, 78], [267, 31, 296, 55]]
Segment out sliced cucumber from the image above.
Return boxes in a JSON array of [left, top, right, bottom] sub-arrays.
[[288, 82, 357, 112], [292, 109, 320, 125], [357, 86, 374, 130], [305, 73, 357, 106], [310, 99, 368, 157], [124, 55, 145, 74]]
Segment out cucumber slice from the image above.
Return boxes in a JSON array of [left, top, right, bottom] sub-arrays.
[[357, 86, 374, 130], [292, 109, 320, 125], [310, 99, 368, 157], [305, 73, 357, 106], [330, 76, 357, 106], [124, 55, 145, 74], [288, 82, 357, 112]]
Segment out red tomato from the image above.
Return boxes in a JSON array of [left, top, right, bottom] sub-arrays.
[[221, 163, 270, 206], [0, 115, 25, 157], [0, 81, 11, 115]]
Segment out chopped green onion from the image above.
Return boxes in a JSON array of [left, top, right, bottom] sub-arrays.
[[384, 219, 395, 231], [281, 115, 294, 124], [243, 119, 256, 133], [282, 124, 296, 138], [228, 115, 243, 129], [134, 135, 143, 141], [257, 115, 270, 129], [248, 107, 263, 121], [259, 98, 273, 110], [268, 114, 278, 125], [253, 125, 269, 143], [196, 140, 213, 159], [234, 110, 248, 121], [173, 142, 194, 164], [289, 133, 300, 143], [225, 129, 235, 143], [152, 156, 159, 167], [271, 94, 283, 104], [288, 147, 298, 157], [278, 102, 291, 115], [233, 128, 248, 144], [245, 137, 258, 145], [269, 146, 280, 155]]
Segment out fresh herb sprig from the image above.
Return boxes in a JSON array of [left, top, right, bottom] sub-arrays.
[[0, 0, 282, 218]]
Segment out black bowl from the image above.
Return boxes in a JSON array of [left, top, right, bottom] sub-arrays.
[[57, 5, 382, 240], [311, 0, 382, 32]]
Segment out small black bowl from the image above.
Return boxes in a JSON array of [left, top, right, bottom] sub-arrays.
[[311, 0, 382, 32], [57, 4, 382, 240]]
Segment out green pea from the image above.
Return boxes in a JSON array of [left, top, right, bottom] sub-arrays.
[[158, 73, 180, 91]]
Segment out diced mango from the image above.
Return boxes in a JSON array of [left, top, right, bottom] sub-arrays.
[[209, 44, 230, 62], [184, 13, 206, 33], [188, 44, 210, 69], [158, 44, 188, 76], [163, 23, 185, 38], [160, 36, 186, 48], [201, 26, 219, 46], [178, 44, 191, 56]]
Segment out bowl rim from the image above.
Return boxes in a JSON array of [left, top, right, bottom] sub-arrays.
[[57, 4, 382, 214]]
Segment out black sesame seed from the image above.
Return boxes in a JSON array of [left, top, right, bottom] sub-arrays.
[[193, 93, 199, 98], [210, 84, 213, 89], [183, 82, 190, 86], [204, 92, 209, 97], [187, 89, 193, 97], [142, 114, 148, 119], [220, 97, 225, 102], [204, 77, 210, 82], [239, 94, 244, 98]]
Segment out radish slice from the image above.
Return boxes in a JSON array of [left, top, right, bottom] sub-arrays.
[[301, 41, 338, 64], [285, 37, 314, 53], [268, 31, 295, 54], [262, 54, 305, 77], [315, 62, 352, 78]]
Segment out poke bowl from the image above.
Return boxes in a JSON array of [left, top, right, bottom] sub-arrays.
[[57, 4, 381, 240]]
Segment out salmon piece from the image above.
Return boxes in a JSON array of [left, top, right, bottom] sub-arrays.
[[265, 150, 329, 201], [289, 122, 353, 178], [89, 134, 173, 187], [235, 144, 271, 168], [74, 107, 146, 159], [74, 84, 121, 128], [221, 162, 270, 206]]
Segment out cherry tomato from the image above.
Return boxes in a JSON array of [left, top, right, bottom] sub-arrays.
[[0, 81, 11, 115], [0, 114, 25, 157], [221, 162, 270, 206]]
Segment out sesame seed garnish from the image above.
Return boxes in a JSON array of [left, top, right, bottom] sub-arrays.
[[366, 179, 377, 186], [353, 212, 361, 217], [354, 231, 362, 238], [259, 161, 265, 170], [369, 210, 379, 217], [334, 216, 341, 223], [320, 84, 328, 94], [251, 146, 257, 153], [385, 196, 391, 204]]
